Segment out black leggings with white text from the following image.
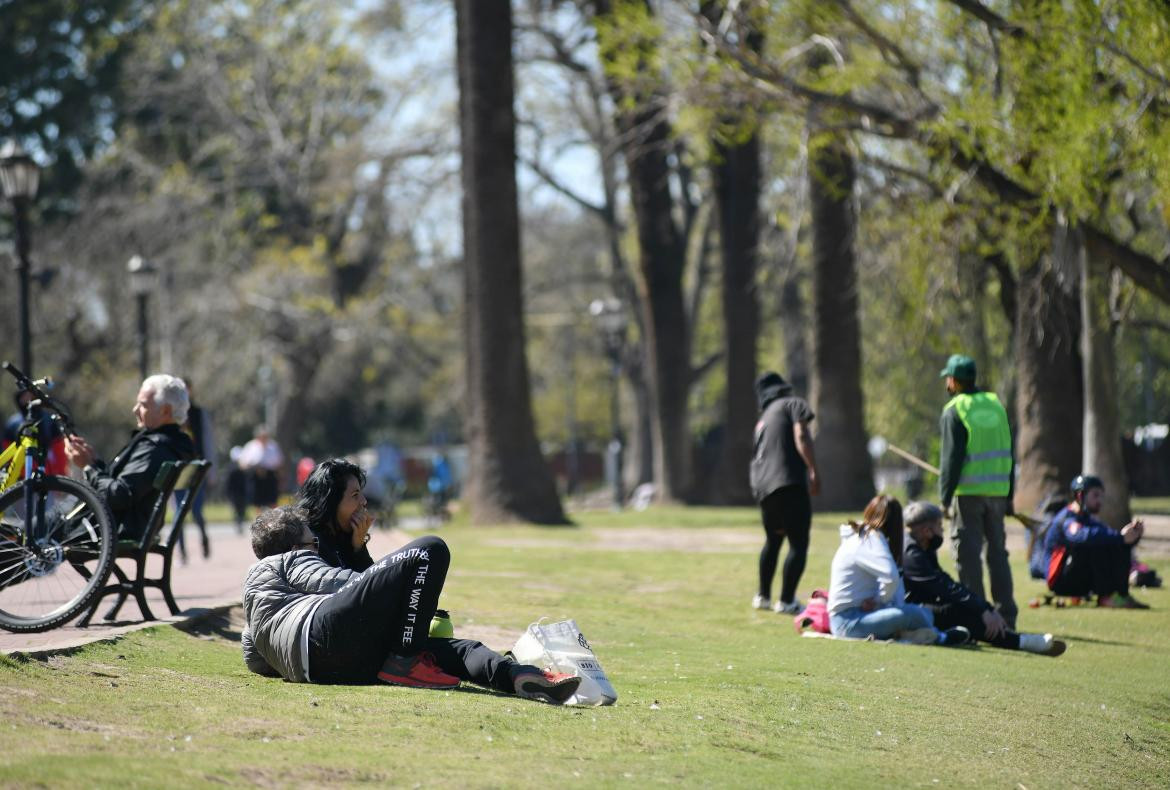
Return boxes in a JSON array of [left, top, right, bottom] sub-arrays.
[[306, 536, 517, 691]]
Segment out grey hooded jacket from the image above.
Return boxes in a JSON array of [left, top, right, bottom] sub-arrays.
[[241, 550, 355, 682]]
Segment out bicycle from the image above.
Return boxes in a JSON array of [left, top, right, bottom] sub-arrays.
[[0, 362, 116, 632]]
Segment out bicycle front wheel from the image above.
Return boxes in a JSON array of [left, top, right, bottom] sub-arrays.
[[0, 475, 116, 632]]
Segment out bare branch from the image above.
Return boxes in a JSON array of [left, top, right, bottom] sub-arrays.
[[831, 0, 921, 87], [1128, 318, 1170, 335], [689, 350, 723, 386], [944, 0, 1026, 37], [693, 15, 936, 136], [519, 154, 608, 218]]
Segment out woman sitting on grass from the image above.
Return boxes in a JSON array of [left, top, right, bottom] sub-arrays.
[[827, 494, 968, 646], [297, 459, 377, 572]]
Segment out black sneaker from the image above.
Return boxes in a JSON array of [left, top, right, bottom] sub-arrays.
[[938, 626, 971, 647]]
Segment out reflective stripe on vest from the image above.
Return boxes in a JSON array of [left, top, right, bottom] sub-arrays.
[[946, 391, 1012, 496]]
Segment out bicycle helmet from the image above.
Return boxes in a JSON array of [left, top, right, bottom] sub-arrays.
[[1070, 474, 1105, 499]]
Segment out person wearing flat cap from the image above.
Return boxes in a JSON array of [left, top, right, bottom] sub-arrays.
[[902, 501, 1064, 656], [938, 353, 1018, 629]]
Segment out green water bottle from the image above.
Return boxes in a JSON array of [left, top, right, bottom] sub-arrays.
[[429, 609, 454, 639]]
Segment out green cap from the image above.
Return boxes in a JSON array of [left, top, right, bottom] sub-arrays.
[[939, 354, 976, 381]]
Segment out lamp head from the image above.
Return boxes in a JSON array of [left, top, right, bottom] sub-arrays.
[[0, 141, 41, 201]]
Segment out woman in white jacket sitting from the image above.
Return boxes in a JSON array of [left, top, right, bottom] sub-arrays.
[[828, 495, 967, 645]]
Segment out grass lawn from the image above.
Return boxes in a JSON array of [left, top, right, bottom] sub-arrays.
[[1133, 496, 1170, 516], [2, 507, 1167, 788]]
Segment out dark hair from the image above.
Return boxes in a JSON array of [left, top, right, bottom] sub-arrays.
[[251, 506, 310, 559], [849, 494, 905, 568], [296, 458, 366, 537]]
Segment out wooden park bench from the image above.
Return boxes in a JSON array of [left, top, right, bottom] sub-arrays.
[[77, 459, 211, 626]]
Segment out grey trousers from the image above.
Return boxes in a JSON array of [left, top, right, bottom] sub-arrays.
[[951, 495, 1018, 627]]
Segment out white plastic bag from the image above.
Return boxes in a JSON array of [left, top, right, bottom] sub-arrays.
[[511, 619, 617, 706]]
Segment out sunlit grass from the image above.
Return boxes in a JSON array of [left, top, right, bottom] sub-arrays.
[[3, 505, 1166, 788]]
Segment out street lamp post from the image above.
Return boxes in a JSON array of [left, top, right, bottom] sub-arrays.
[[127, 255, 158, 381], [590, 298, 626, 510], [0, 142, 42, 375]]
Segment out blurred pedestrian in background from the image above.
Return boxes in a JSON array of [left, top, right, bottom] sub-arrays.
[[239, 426, 284, 512], [225, 445, 250, 533]]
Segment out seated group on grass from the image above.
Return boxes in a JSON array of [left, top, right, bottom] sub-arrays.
[[241, 458, 582, 704], [827, 494, 1066, 656]]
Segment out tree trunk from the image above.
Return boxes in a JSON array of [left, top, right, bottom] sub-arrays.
[[709, 132, 761, 505], [807, 118, 873, 511], [702, 1, 761, 506], [956, 255, 992, 373], [455, 0, 566, 524], [1082, 228, 1131, 527], [1013, 225, 1083, 515], [592, 0, 692, 502], [778, 264, 809, 397], [274, 334, 328, 486], [625, 351, 655, 490]]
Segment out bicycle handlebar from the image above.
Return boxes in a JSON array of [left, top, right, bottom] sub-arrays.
[[2, 360, 77, 436]]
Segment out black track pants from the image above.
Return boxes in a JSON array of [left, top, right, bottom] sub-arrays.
[[758, 485, 812, 603], [1050, 543, 1131, 599], [929, 603, 1021, 650]]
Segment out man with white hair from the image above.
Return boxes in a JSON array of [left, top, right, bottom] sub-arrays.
[[65, 375, 196, 540]]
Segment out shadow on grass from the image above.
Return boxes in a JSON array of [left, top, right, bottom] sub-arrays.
[[175, 607, 243, 643], [1061, 633, 1137, 648]]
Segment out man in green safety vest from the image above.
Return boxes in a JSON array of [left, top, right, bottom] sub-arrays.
[[938, 354, 1018, 629]]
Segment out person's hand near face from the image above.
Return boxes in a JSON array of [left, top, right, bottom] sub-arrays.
[[349, 507, 373, 550]]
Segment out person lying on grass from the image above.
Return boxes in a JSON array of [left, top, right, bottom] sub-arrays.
[[902, 501, 1066, 657], [828, 494, 970, 646], [241, 506, 581, 704]]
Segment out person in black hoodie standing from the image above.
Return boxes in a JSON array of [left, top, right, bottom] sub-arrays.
[[64, 375, 196, 541], [750, 371, 820, 614]]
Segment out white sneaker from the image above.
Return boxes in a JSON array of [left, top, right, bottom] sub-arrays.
[[1019, 632, 1067, 657], [751, 594, 771, 610], [774, 598, 802, 614]]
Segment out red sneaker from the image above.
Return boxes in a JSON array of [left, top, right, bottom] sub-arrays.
[[512, 669, 582, 705], [378, 652, 460, 689]]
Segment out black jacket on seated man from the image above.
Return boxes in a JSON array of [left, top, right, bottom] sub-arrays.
[[903, 541, 1021, 650], [83, 424, 195, 541]]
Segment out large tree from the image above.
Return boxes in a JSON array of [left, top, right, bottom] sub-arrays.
[[1013, 228, 1084, 514], [512, 7, 656, 491], [807, 100, 873, 511], [703, 1, 763, 506], [0, 0, 151, 206], [1083, 231, 1132, 528], [591, 0, 695, 502], [455, 0, 566, 524]]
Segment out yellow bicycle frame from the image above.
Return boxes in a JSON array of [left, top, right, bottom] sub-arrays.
[[0, 434, 35, 491]]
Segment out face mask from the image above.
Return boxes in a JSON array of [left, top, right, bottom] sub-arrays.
[[928, 534, 944, 551]]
